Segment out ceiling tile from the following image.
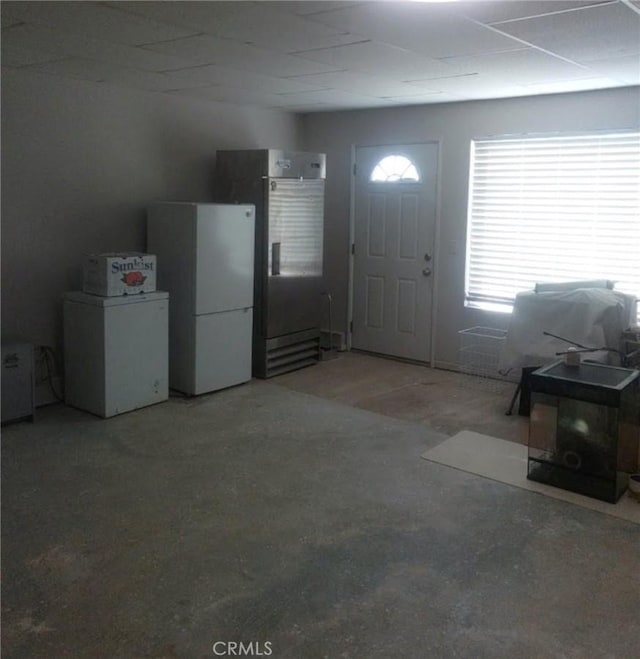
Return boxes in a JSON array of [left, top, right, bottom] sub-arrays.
[[1, 0, 635, 112], [1, 23, 69, 65], [269, 88, 386, 110], [452, 87, 535, 101], [407, 72, 525, 96], [2, 23, 70, 59], [118, 71, 209, 93], [431, 48, 594, 85], [1, 23, 198, 73], [306, 3, 524, 58], [456, 1, 615, 25], [1, 1, 198, 46], [285, 70, 441, 98], [278, 103, 328, 112], [105, 1, 249, 33], [580, 53, 640, 84], [165, 85, 287, 108], [259, 2, 363, 17], [1, 45, 65, 68], [519, 76, 621, 93], [294, 41, 458, 80], [208, 4, 362, 53], [169, 84, 376, 115], [23, 57, 210, 91], [285, 95, 446, 112], [23, 57, 114, 83], [0, 13, 22, 29], [292, 94, 464, 112], [159, 64, 326, 94], [142, 34, 340, 77], [424, 76, 535, 101], [492, 3, 640, 62], [111, 1, 360, 52], [368, 92, 451, 106]]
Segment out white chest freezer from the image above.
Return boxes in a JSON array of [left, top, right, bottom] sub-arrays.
[[63, 291, 169, 418]]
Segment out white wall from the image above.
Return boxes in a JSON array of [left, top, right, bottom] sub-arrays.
[[3, 73, 638, 377], [1, 69, 302, 357], [301, 87, 640, 368]]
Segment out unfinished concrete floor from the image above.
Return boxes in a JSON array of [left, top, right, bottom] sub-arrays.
[[2, 361, 639, 658], [275, 352, 528, 444]]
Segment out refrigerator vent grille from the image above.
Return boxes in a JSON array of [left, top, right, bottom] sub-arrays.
[[265, 336, 320, 378]]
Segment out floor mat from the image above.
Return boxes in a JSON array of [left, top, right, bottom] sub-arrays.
[[422, 430, 640, 524]]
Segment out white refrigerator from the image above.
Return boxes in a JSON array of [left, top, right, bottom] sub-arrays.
[[147, 202, 255, 395], [64, 291, 169, 417]]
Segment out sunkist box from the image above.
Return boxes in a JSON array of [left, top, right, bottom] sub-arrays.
[[83, 252, 157, 297]]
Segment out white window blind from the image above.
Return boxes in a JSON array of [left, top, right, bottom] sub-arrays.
[[466, 132, 640, 319]]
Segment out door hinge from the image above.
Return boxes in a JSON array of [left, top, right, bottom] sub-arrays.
[[353, 163, 357, 177], [351, 243, 355, 255], [350, 321, 353, 333]]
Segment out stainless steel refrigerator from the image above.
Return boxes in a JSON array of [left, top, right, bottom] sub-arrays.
[[215, 149, 326, 378], [147, 202, 255, 395]]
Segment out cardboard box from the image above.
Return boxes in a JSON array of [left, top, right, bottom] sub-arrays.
[[83, 252, 156, 297]]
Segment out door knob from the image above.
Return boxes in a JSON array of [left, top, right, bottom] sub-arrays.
[[424, 253, 432, 262], [422, 267, 432, 277]]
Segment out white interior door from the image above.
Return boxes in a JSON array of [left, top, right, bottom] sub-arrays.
[[352, 143, 438, 362]]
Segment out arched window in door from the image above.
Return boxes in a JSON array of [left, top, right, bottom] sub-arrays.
[[370, 155, 420, 182]]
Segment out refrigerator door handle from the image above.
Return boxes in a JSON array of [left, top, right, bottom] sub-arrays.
[[271, 242, 281, 276]]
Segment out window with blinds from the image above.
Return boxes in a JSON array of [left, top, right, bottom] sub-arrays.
[[465, 131, 640, 319]]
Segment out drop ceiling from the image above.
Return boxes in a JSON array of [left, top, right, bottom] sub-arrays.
[[2, 0, 639, 112]]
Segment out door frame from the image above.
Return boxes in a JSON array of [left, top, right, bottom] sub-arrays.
[[347, 141, 443, 365]]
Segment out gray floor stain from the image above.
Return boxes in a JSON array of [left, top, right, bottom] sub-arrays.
[[2, 359, 638, 658]]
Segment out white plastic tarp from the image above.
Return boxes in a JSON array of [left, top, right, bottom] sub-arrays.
[[499, 288, 637, 372]]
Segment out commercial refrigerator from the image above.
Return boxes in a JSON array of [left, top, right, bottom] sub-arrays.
[[147, 202, 255, 395], [215, 149, 326, 378], [64, 291, 169, 417]]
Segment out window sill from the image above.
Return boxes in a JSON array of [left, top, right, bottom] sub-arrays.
[[465, 300, 513, 314]]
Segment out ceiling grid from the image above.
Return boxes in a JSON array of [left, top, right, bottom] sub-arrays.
[[1, 0, 638, 111]]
